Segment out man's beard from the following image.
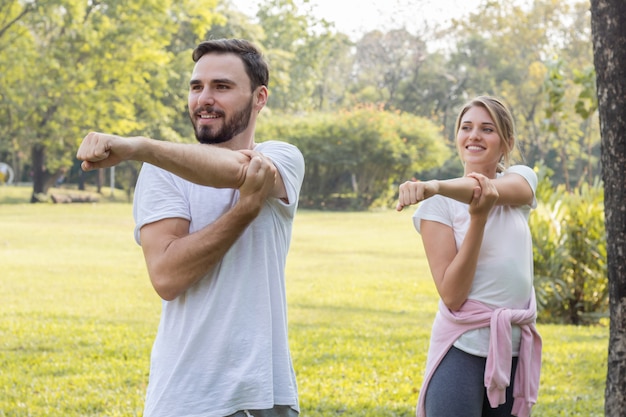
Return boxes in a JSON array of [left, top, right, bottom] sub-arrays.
[[191, 100, 254, 145]]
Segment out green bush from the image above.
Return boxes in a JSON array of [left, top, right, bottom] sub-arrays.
[[256, 107, 450, 210], [531, 169, 607, 324]]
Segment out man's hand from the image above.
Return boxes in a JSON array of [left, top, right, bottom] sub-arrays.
[[76, 132, 136, 171], [237, 153, 276, 215], [396, 179, 440, 211]]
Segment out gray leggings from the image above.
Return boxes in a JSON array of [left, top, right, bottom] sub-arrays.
[[226, 405, 298, 417], [424, 346, 519, 417]]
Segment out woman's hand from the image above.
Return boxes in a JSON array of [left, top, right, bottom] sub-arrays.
[[396, 179, 440, 211], [466, 172, 498, 218]]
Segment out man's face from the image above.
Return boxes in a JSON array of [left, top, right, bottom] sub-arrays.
[[187, 53, 255, 145]]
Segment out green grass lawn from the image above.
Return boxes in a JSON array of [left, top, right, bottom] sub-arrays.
[[0, 188, 607, 416]]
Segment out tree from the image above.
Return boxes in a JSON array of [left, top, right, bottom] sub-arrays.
[[443, 0, 598, 186], [0, 0, 221, 200], [0, 0, 38, 184], [207, 1, 265, 45], [590, 0, 626, 415], [352, 29, 427, 110], [256, 107, 449, 210], [256, 0, 339, 112]]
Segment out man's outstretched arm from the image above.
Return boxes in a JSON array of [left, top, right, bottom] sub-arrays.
[[77, 132, 250, 189]]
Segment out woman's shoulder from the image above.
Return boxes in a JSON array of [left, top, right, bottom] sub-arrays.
[[504, 165, 537, 180], [504, 165, 538, 191]]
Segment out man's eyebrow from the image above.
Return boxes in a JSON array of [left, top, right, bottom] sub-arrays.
[[189, 78, 236, 86], [213, 78, 235, 84]]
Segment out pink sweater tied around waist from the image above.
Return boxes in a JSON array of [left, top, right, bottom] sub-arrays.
[[416, 291, 542, 417]]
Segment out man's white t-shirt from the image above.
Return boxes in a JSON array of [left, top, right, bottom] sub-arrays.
[[133, 141, 305, 417], [413, 165, 538, 357]]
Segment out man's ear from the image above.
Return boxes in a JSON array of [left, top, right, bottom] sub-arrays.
[[254, 86, 268, 112]]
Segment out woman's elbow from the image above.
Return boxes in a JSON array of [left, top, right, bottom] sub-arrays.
[[441, 295, 466, 312]]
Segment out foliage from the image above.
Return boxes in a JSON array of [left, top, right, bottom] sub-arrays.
[[254, 0, 352, 112], [542, 58, 600, 190], [531, 167, 607, 324], [256, 107, 450, 210], [351, 28, 427, 111], [444, 0, 599, 186], [0, 200, 607, 416], [0, 0, 601, 204], [0, 0, 221, 199]]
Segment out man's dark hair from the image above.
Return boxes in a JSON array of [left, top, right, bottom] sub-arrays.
[[192, 39, 269, 91]]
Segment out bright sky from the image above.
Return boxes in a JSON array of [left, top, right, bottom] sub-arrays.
[[230, 0, 497, 39]]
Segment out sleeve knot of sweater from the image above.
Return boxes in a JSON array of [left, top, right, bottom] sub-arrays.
[[416, 291, 542, 417]]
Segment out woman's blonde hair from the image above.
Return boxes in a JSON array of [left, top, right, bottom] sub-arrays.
[[454, 96, 518, 173]]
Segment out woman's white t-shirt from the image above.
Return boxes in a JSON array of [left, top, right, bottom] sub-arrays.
[[413, 165, 538, 357]]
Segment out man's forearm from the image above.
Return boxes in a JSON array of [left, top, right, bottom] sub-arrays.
[[144, 198, 262, 301], [132, 137, 250, 189], [78, 132, 252, 189]]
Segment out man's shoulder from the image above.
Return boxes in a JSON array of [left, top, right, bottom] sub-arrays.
[[255, 140, 300, 152], [255, 141, 304, 168]]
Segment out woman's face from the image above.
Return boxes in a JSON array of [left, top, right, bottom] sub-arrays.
[[456, 105, 505, 175]]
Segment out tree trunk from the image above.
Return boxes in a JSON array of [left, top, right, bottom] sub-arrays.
[[30, 144, 46, 203], [30, 144, 65, 203], [590, 1, 626, 416], [78, 169, 86, 191], [97, 168, 104, 193]]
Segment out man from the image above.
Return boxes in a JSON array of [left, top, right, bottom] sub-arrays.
[[77, 39, 304, 417]]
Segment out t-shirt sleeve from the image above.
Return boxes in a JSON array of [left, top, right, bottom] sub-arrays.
[[132, 163, 190, 245], [256, 141, 305, 216], [504, 165, 538, 209], [412, 196, 452, 234]]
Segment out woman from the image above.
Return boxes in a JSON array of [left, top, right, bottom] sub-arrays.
[[397, 96, 542, 417]]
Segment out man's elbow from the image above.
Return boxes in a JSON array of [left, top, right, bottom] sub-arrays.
[[149, 274, 182, 301]]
